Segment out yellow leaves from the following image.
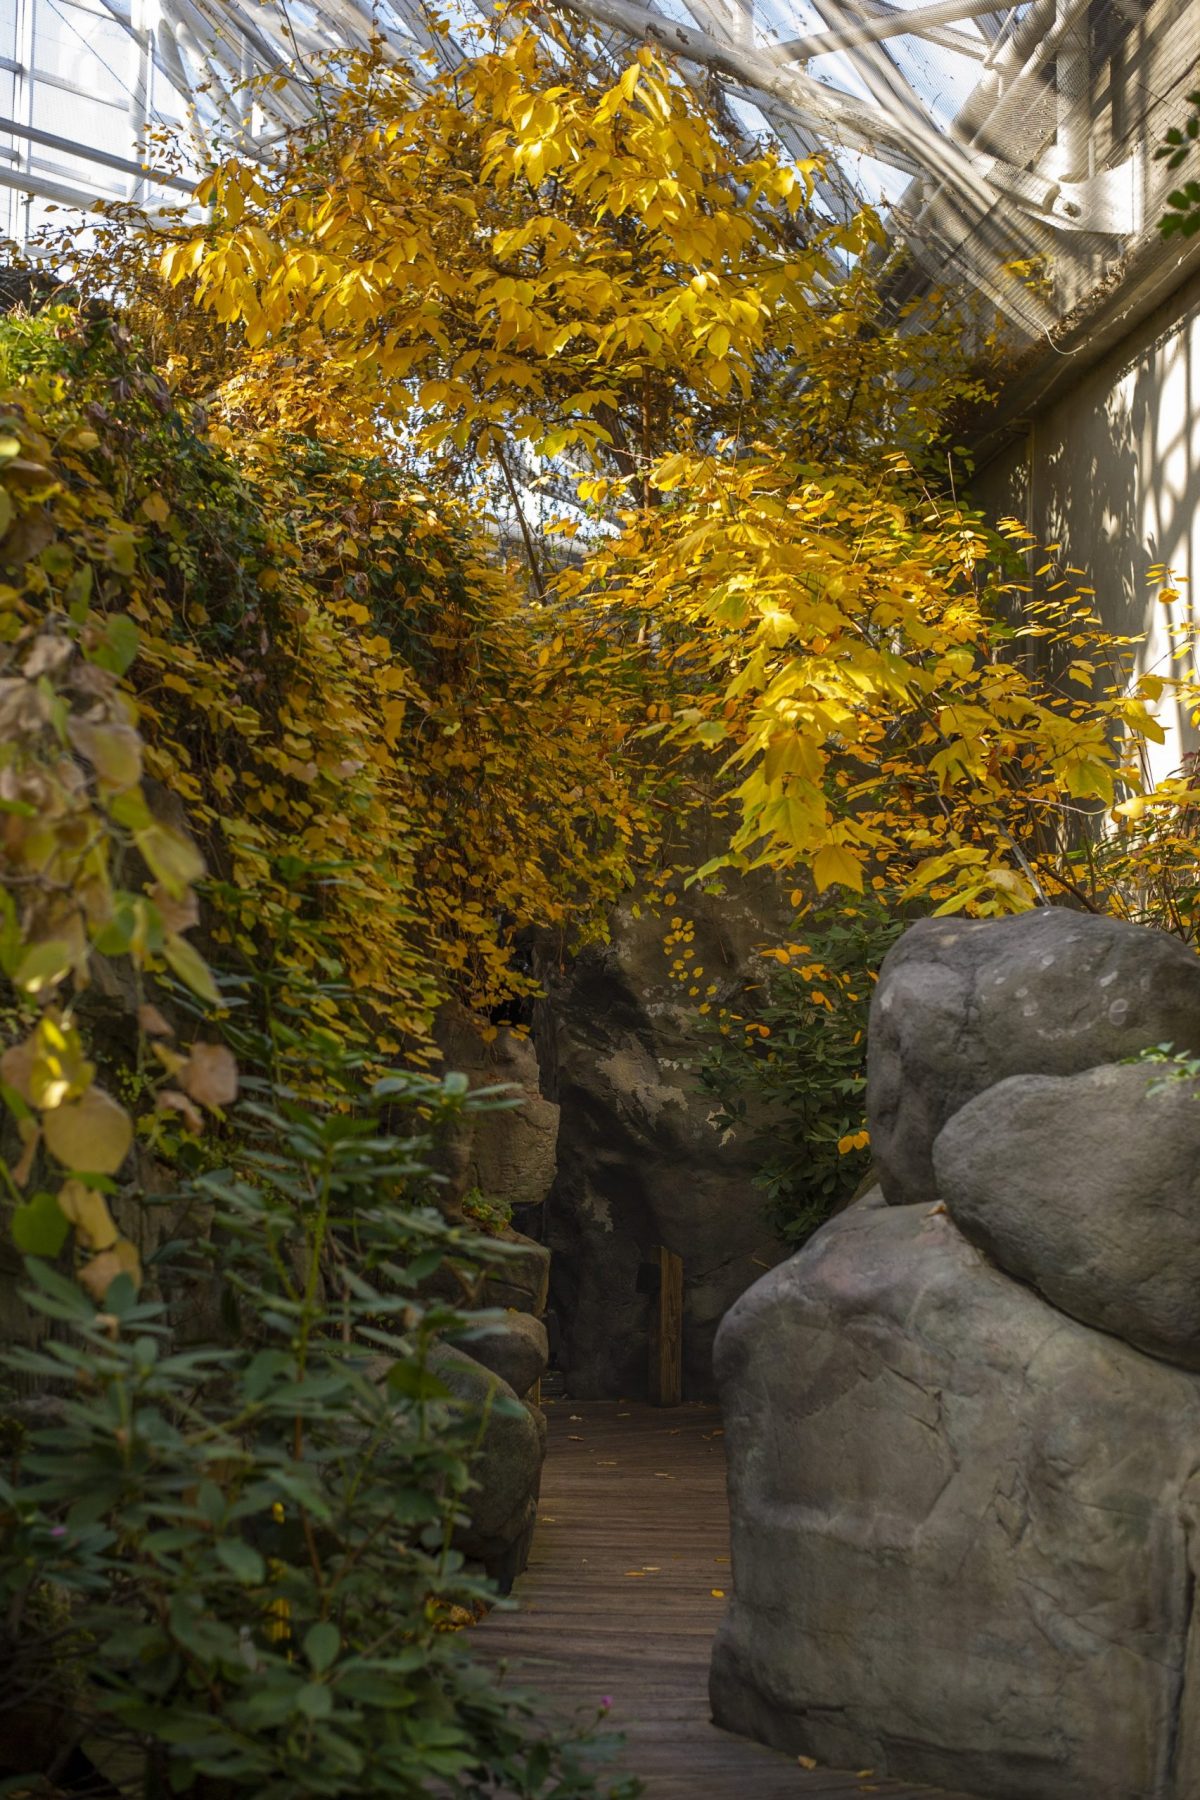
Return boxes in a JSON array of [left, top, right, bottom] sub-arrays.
[[812, 845, 865, 895], [28, 1015, 94, 1112], [133, 821, 204, 899], [14, 939, 78, 998], [68, 717, 143, 791], [42, 1085, 133, 1176], [161, 932, 221, 1007], [57, 1177, 118, 1249], [837, 1130, 870, 1155], [1062, 757, 1115, 804]]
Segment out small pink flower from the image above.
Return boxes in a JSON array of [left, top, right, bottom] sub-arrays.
[[599, 1696, 613, 1713]]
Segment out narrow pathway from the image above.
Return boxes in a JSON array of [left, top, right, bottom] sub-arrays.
[[476, 1400, 976, 1799]]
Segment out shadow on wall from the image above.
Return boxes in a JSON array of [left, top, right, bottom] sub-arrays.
[[975, 268, 1200, 773]]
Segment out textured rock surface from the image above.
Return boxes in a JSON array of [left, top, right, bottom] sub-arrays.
[[428, 1343, 545, 1581], [459, 1310, 549, 1397], [434, 1006, 560, 1220], [536, 845, 791, 1399], [935, 1060, 1200, 1370], [480, 1229, 551, 1316], [711, 1193, 1200, 1800], [868, 909, 1200, 1207]]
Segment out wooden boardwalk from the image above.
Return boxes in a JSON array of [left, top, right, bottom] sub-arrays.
[[476, 1399, 976, 1799]]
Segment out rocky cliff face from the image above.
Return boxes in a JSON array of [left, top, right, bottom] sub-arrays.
[[536, 861, 791, 1401], [713, 909, 1200, 1800]]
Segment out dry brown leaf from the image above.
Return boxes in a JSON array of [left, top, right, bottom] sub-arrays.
[[797, 1756, 818, 1771], [0, 1036, 36, 1104], [180, 1042, 238, 1110], [158, 1089, 204, 1135], [10, 1120, 40, 1188], [23, 636, 73, 679], [79, 1236, 141, 1300], [151, 882, 199, 935], [138, 1003, 174, 1038]]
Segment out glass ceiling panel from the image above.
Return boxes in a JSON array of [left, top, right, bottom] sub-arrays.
[[0, 0, 1177, 344]]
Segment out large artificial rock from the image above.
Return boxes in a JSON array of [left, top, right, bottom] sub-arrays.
[[935, 1060, 1200, 1371], [458, 1310, 549, 1398], [536, 803, 793, 1399], [712, 1192, 1200, 1800], [479, 1229, 551, 1316], [433, 1006, 560, 1221], [868, 908, 1200, 1207], [428, 1343, 546, 1585]]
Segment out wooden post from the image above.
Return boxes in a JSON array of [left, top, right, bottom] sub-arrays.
[[652, 1246, 684, 1406]]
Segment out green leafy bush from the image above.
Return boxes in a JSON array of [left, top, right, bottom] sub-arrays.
[[1156, 88, 1200, 240], [0, 1064, 634, 1798], [697, 902, 901, 1247]]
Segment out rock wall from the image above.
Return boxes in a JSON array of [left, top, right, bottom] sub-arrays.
[[712, 908, 1200, 1800], [536, 860, 791, 1400]]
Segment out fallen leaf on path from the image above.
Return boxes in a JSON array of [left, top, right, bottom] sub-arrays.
[[797, 1756, 818, 1770], [711, 1588, 726, 1598]]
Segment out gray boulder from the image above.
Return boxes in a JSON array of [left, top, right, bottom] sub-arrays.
[[711, 1192, 1200, 1800], [458, 1310, 549, 1397], [935, 1060, 1200, 1371], [479, 1229, 551, 1316], [428, 1343, 545, 1579], [868, 909, 1200, 1207], [432, 1005, 560, 1220]]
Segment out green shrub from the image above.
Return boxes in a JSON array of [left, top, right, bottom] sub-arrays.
[[697, 902, 901, 1247], [0, 1063, 635, 1798]]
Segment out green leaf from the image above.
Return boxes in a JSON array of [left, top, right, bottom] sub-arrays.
[[385, 1360, 453, 1402], [12, 1191, 70, 1257], [134, 822, 204, 898], [304, 1621, 340, 1674], [65, 562, 93, 622], [107, 789, 153, 831], [13, 939, 74, 996], [162, 932, 220, 1006], [215, 1538, 266, 1585], [296, 1682, 334, 1720], [0, 889, 22, 977]]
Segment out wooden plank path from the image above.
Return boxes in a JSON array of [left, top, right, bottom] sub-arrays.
[[475, 1399, 978, 1800]]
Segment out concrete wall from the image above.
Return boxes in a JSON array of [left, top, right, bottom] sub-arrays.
[[972, 261, 1200, 783]]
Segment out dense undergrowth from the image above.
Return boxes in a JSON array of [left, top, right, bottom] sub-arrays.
[[0, 300, 643, 1796]]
